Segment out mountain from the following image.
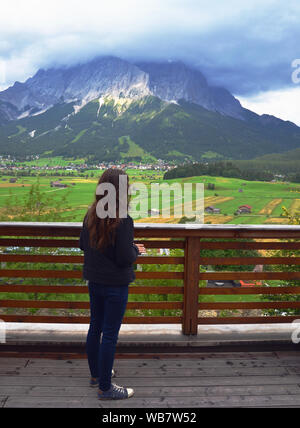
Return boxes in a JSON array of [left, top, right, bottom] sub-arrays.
[[0, 56, 244, 123], [0, 55, 299, 162], [136, 61, 244, 120], [0, 57, 150, 124]]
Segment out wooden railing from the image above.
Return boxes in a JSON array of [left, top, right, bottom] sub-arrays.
[[0, 222, 299, 335]]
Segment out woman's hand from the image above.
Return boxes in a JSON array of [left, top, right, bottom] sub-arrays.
[[135, 243, 147, 255]]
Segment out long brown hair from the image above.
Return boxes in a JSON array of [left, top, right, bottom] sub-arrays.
[[86, 168, 129, 250]]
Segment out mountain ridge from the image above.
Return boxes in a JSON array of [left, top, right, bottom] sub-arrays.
[[0, 56, 246, 123], [0, 55, 299, 162]]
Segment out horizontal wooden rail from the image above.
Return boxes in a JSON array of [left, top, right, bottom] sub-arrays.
[[197, 316, 300, 324], [200, 241, 300, 250], [200, 286, 300, 295], [199, 272, 300, 280], [0, 221, 299, 335], [0, 238, 80, 248], [0, 284, 184, 295], [0, 300, 183, 310], [200, 257, 300, 265], [0, 269, 183, 279], [198, 301, 300, 310], [0, 254, 184, 265], [1, 315, 182, 324]]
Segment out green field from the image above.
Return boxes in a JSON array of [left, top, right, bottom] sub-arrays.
[[0, 171, 299, 223]]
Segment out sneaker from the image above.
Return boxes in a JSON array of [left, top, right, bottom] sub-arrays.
[[90, 377, 99, 387], [98, 383, 134, 400], [90, 369, 115, 387]]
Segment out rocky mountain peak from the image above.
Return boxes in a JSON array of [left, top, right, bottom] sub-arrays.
[[0, 55, 244, 123]]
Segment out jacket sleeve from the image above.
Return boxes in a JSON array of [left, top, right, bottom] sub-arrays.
[[115, 216, 139, 267]]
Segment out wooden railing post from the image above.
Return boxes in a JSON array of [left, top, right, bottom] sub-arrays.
[[182, 236, 200, 335]]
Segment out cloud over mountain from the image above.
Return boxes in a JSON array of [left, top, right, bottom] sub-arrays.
[[1, 0, 299, 97]]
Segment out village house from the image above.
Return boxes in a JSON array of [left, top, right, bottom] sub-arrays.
[[50, 181, 67, 188], [205, 205, 221, 214], [236, 204, 252, 214]]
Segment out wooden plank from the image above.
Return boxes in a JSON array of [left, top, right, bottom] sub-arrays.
[[1, 384, 300, 398], [0, 300, 90, 309], [0, 352, 275, 364], [1, 222, 300, 239], [2, 374, 300, 388], [0, 358, 29, 366], [4, 394, 300, 408], [0, 284, 183, 295], [0, 269, 83, 279], [135, 228, 300, 239], [129, 286, 184, 295], [0, 300, 182, 310], [0, 285, 88, 294], [135, 271, 184, 279], [0, 254, 184, 265], [0, 314, 91, 323], [7, 365, 289, 377], [198, 301, 300, 309], [0, 224, 80, 237], [0, 238, 79, 248], [136, 256, 184, 264], [0, 315, 181, 324], [183, 237, 201, 335], [127, 302, 182, 309], [134, 240, 185, 249], [0, 284, 184, 295], [0, 254, 83, 263], [200, 241, 300, 250], [18, 357, 300, 368], [117, 359, 300, 369], [0, 238, 184, 250], [199, 272, 300, 280], [3, 352, 277, 360], [200, 257, 300, 265], [0, 269, 183, 280], [197, 316, 300, 324], [200, 286, 300, 295], [275, 351, 300, 359], [114, 352, 278, 359], [286, 367, 300, 375]]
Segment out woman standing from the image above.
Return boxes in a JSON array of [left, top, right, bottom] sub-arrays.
[[79, 168, 145, 400]]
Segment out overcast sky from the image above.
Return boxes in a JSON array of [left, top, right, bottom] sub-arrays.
[[0, 0, 299, 124]]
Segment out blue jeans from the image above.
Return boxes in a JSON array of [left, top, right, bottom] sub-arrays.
[[86, 281, 129, 391]]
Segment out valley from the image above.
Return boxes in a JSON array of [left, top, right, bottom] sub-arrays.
[[0, 169, 299, 224]]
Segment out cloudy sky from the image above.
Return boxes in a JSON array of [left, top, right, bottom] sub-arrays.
[[0, 0, 300, 123]]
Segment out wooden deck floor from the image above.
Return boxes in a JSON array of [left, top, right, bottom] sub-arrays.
[[1, 351, 300, 408]]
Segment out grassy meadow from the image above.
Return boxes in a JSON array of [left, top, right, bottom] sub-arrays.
[[0, 170, 299, 223]]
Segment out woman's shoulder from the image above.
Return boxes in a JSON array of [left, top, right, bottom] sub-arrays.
[[119, 214, 134, 227]]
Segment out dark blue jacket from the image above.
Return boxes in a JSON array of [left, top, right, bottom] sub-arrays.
[[79, 214, 139, 285]]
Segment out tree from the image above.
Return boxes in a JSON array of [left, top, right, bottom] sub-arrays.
[[0, 178, 72, 222]]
